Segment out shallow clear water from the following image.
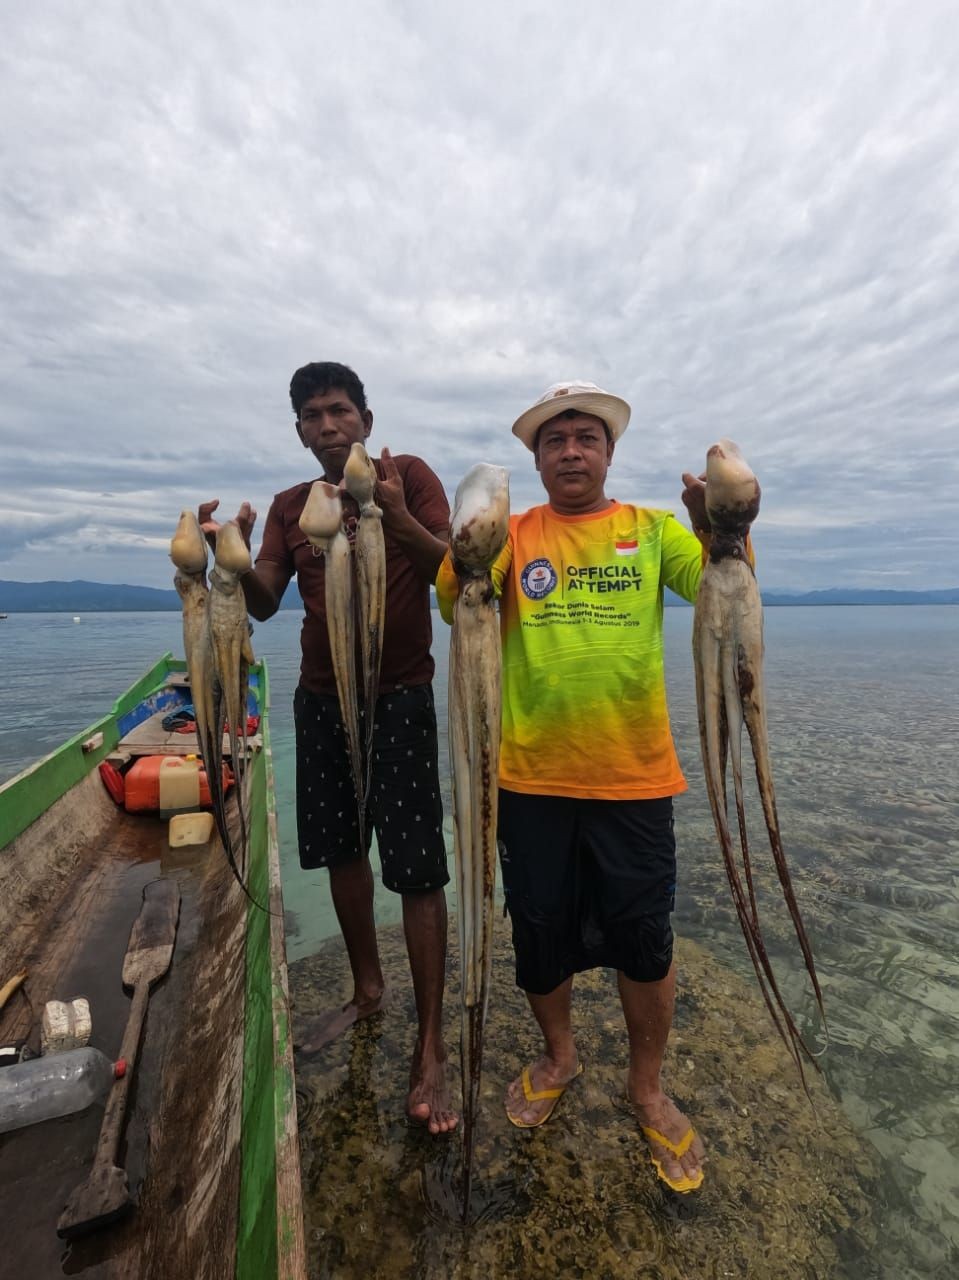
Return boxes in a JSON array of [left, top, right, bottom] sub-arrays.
[[1, 605, 956, 1276]]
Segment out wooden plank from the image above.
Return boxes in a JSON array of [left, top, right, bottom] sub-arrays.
[[58, 881, 183, 1239], [119, 712, 262, 759]]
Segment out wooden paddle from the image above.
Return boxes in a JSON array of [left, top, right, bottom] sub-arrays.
[[57, 878, 181, 1239]]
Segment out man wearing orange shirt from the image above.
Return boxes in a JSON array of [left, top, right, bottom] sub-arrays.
[[439, 380, 713, 1189]]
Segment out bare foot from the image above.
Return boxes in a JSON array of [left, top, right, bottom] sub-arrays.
[[294, 987, 389, 1054], [629, 1090, 705, 1192], [505, 1054, 581, 1127], [407, 1040, 458, 1134]]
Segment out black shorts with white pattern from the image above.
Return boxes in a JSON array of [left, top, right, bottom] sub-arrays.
[[497, 788, 676, 993], [293, 682, 449, 894]]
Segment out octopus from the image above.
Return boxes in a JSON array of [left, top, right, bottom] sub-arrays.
[[447, 462, 510, 1217], [170, 510, 258, 904], [343, 443, 386, 805], [691, 441, 826, 1082], [298, 480, 367, 847]]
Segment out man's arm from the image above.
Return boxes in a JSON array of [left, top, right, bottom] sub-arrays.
[[239, 560, 291, 621], [198, 498, 292, 621], [681, 471, 710, 540], [376, 448, 449, 581]]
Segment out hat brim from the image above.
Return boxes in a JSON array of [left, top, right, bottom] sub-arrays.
[[511, 392, 631, 450]]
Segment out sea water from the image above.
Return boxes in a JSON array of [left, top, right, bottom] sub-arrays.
[[0, 605, 956, 1276]]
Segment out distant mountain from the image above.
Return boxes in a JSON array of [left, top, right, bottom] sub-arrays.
[[757, 586, 952, 606], [0, 579, 303, 612], [661, 586, 959, 607], [0, 580, 181, 612], [1, 579, 955, 613], [762, 587, 959, 606]]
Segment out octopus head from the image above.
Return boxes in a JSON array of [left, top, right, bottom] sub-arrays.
[[299, 480, 345, 550], [343, 443, 378, 511], [214, 521, 253, 575], [704, 439, 761, 533], [450, 464, 510, 572], [170, 510, 209, 575]]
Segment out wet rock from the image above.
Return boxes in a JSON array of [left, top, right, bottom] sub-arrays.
[[290, 925, 880, 1279]]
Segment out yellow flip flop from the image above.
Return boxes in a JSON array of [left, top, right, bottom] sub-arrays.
[[641, 1124, 705, 1193], [506, 1062, 584, 1129]]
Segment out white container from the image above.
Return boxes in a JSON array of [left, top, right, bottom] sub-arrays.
[[169, 811, 214, 846], [0, 1047, 125, 1134], [158, 755, 201, 811], [41, 998, 92, 1056]]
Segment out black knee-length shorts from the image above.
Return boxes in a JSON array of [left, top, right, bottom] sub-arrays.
[[497, 788, 676, 994], [294, 683, 449, 894]]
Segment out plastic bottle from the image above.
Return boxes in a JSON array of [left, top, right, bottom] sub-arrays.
[[0, 1047, 126, 1134]]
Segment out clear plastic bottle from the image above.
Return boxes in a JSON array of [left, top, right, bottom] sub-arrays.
[[0, 1047, 126, 1134]]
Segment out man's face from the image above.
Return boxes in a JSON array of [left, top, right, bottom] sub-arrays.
[[296, 387, 373, 477], [534, 412, 613, 513]]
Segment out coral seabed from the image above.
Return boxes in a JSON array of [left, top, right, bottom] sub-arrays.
[[290, 925, 879, 1279]]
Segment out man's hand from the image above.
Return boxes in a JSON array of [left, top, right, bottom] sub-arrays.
[[375, 447, 409, 528], [198, 499, 258, 550], [681, 471, 710, 536]]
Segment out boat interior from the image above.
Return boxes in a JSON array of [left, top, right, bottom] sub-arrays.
[[0, 676, 255, 1279]]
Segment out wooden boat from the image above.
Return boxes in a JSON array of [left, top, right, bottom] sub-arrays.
[[0, 653, 306, 1279]]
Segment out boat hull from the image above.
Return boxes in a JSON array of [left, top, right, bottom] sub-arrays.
[[0, 653, 305, 1278]]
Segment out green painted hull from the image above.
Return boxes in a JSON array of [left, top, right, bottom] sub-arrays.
[[0, 652, 183, 851]]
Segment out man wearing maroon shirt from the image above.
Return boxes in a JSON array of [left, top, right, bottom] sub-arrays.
[[200, 362, 456, 1133]]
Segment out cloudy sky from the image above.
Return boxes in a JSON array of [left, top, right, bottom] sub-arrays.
[[2, 0, 957, 591]]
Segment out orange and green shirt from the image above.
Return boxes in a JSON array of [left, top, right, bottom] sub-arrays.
[[437, 500, 707, 800]]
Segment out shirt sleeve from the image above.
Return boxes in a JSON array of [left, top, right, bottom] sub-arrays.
[[489, 535, 514, 596], [255, 495, 293, 569], [398, 456, 451, 536], [661, 514, 707, 604], [435, 553, 458, 624]]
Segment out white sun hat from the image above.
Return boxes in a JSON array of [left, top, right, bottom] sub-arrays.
[[511, 380, 631, 451]]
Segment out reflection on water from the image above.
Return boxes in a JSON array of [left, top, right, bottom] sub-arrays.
[[1, 606, 957, 1276]]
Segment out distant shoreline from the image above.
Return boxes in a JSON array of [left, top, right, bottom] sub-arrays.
[[1, 578, 957, 616], [0, 601, 952, 616]]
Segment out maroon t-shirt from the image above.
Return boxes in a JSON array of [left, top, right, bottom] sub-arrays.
[[256, 454, 450, 696]]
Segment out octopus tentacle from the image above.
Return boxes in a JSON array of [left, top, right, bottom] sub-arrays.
[[343, 443, 386, 804], [170, 512, 262, 908], [693, 441, 826, 1086], [448, 462, 509, 1219], [209, 523, 255, 882], [300, 481, 366, 848], [742, 683, 825, 1017], [170, 510, 215, 800]]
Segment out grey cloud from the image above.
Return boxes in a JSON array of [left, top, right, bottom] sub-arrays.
[[2, 0, 958, 589], [0, 514, 88, 561]]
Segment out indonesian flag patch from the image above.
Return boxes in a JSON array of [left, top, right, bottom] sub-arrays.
[[614, 539, 639, 556]]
